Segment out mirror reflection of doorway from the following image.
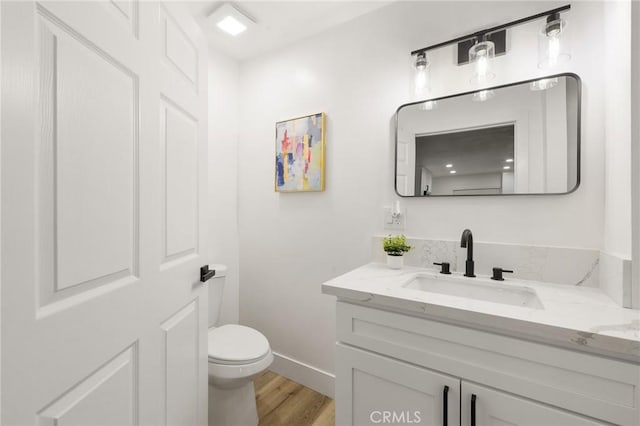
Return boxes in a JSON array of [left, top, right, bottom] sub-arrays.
[[415, 124, 515, 196]]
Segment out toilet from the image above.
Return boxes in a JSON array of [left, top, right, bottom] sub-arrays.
[[207, 265, 273, 426]]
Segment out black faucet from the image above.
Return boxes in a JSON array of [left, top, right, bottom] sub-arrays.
[[460, 229, 475, 277]]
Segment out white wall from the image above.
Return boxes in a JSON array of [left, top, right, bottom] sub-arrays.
[[237, 1, 611, 393], [600, 0, 633, 306], [208, 47, 240, 324], [632, 1, 640, 308], [603, 1, 632, 259]]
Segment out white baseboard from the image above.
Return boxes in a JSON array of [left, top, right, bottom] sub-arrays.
[[269, 351, 335, 399]]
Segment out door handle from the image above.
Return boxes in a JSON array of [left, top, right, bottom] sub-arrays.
[[471, 394, 477, 426], [442, 385, 449, 426], [200, 265, 216, 282]]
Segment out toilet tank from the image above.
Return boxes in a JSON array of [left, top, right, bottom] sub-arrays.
[[207, 264, 228, 327]]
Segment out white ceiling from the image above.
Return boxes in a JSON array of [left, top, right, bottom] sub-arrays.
[[186, 1, 393, 61]]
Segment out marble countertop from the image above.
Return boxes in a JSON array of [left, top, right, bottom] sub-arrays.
[[322, 263, 640, 363]]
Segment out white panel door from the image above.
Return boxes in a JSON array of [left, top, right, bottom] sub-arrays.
[[336, 344, 460, 426], [396, 128, 416, 196], [461, 382, 607, 426], [1, 1, 208, 425]]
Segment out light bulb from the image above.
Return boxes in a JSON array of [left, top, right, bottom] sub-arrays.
[[538, 14, 570, 69], [414, 71, 427, 94], [548, 36, 560, 66], [413, 52, 430, 98], [469, 38, 495, 84], [477, 55, 488, 78]]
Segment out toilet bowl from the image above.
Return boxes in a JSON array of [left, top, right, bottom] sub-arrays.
[[206, 266, 273, 426]]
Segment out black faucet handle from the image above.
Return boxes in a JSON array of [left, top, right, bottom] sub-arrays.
[[433, 262, 452, 275], [491, 267, 514, 281]]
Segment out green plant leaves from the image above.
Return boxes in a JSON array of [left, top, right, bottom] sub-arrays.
[[382, 234, 412, 256]]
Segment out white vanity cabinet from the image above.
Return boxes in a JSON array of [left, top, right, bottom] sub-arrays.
[[335, 301, 639, 426], [337, 344, 459, 426], [460, 383, 605, 426]]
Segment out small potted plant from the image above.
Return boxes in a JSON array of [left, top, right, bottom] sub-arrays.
[[382, 234, 412, 269]]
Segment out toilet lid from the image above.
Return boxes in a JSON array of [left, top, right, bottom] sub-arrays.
[[208, 324, 270, 363]]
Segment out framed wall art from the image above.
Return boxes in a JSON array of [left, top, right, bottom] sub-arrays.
[[275, 112, 325, 192]]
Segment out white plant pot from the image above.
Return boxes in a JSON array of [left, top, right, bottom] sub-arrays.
[[386, 254, 404, 269]]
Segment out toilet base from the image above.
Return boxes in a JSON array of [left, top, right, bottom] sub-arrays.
[[208, 380, 258, 426]]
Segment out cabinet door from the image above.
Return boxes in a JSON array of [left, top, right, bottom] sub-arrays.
[[337, 344, 460, 426], [461, 382, 606, 426]]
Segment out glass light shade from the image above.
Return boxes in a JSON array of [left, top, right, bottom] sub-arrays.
[[469, 40, 495, 84], [538, 18, 571, 69], [472, 89, 495, 102], [413, 53, 430, 99], [530, 77, 559, 91]]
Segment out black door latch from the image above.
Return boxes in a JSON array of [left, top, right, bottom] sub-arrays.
[[200, 265, 216, 282]]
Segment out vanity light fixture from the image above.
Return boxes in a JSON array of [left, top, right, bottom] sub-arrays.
[[472, 89, 495, 102], [469, 35, 496, 84], [450, 170, 457, 174], [208, 3, 256, 37], [413, 52, 430, 98], [445, 164, 453, 168], [506, 158, 514, 163], [538, 12, 570, 69], [410, 5, 570, 88]]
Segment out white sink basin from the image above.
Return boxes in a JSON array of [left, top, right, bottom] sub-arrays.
[[402, 273, 543, 309]]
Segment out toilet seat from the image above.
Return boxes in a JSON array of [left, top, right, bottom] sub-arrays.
[[207, 324, 273, 383], [208, 350, 273, 384], [207, 324, 270, 365]]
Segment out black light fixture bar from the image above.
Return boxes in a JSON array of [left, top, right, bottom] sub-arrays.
[[410, 4, 571, 56]]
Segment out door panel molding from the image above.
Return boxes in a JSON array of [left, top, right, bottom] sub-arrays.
[[102, 0, 139, 38], [161, 300, 200, 426], [38, 343, 139, 426], [160, 96, 199, 265], [36, 11, 140, 310], [159, 5, 198, 90]]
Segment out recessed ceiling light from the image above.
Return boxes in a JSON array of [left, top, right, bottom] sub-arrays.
[[217, 16, 247, 36], [445, 164, 453, 168], [208, 3, 256, 37], [450, 170, 457, 174], [506, 158, 514, 163], [504, 166, 511, 170]]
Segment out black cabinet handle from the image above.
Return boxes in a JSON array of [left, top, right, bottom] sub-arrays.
[[442, 385, 449, 426], [471, 394, 477, 426], [200, 265, 216, 283]]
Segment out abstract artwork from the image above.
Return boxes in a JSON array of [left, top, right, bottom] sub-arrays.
[[275, 113, 325, 192]]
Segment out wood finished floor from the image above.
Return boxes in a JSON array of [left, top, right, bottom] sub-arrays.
[[254, 371, 335, 426]]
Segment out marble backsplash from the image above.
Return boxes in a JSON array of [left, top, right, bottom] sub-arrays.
[[372, 236, 600, 287]]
